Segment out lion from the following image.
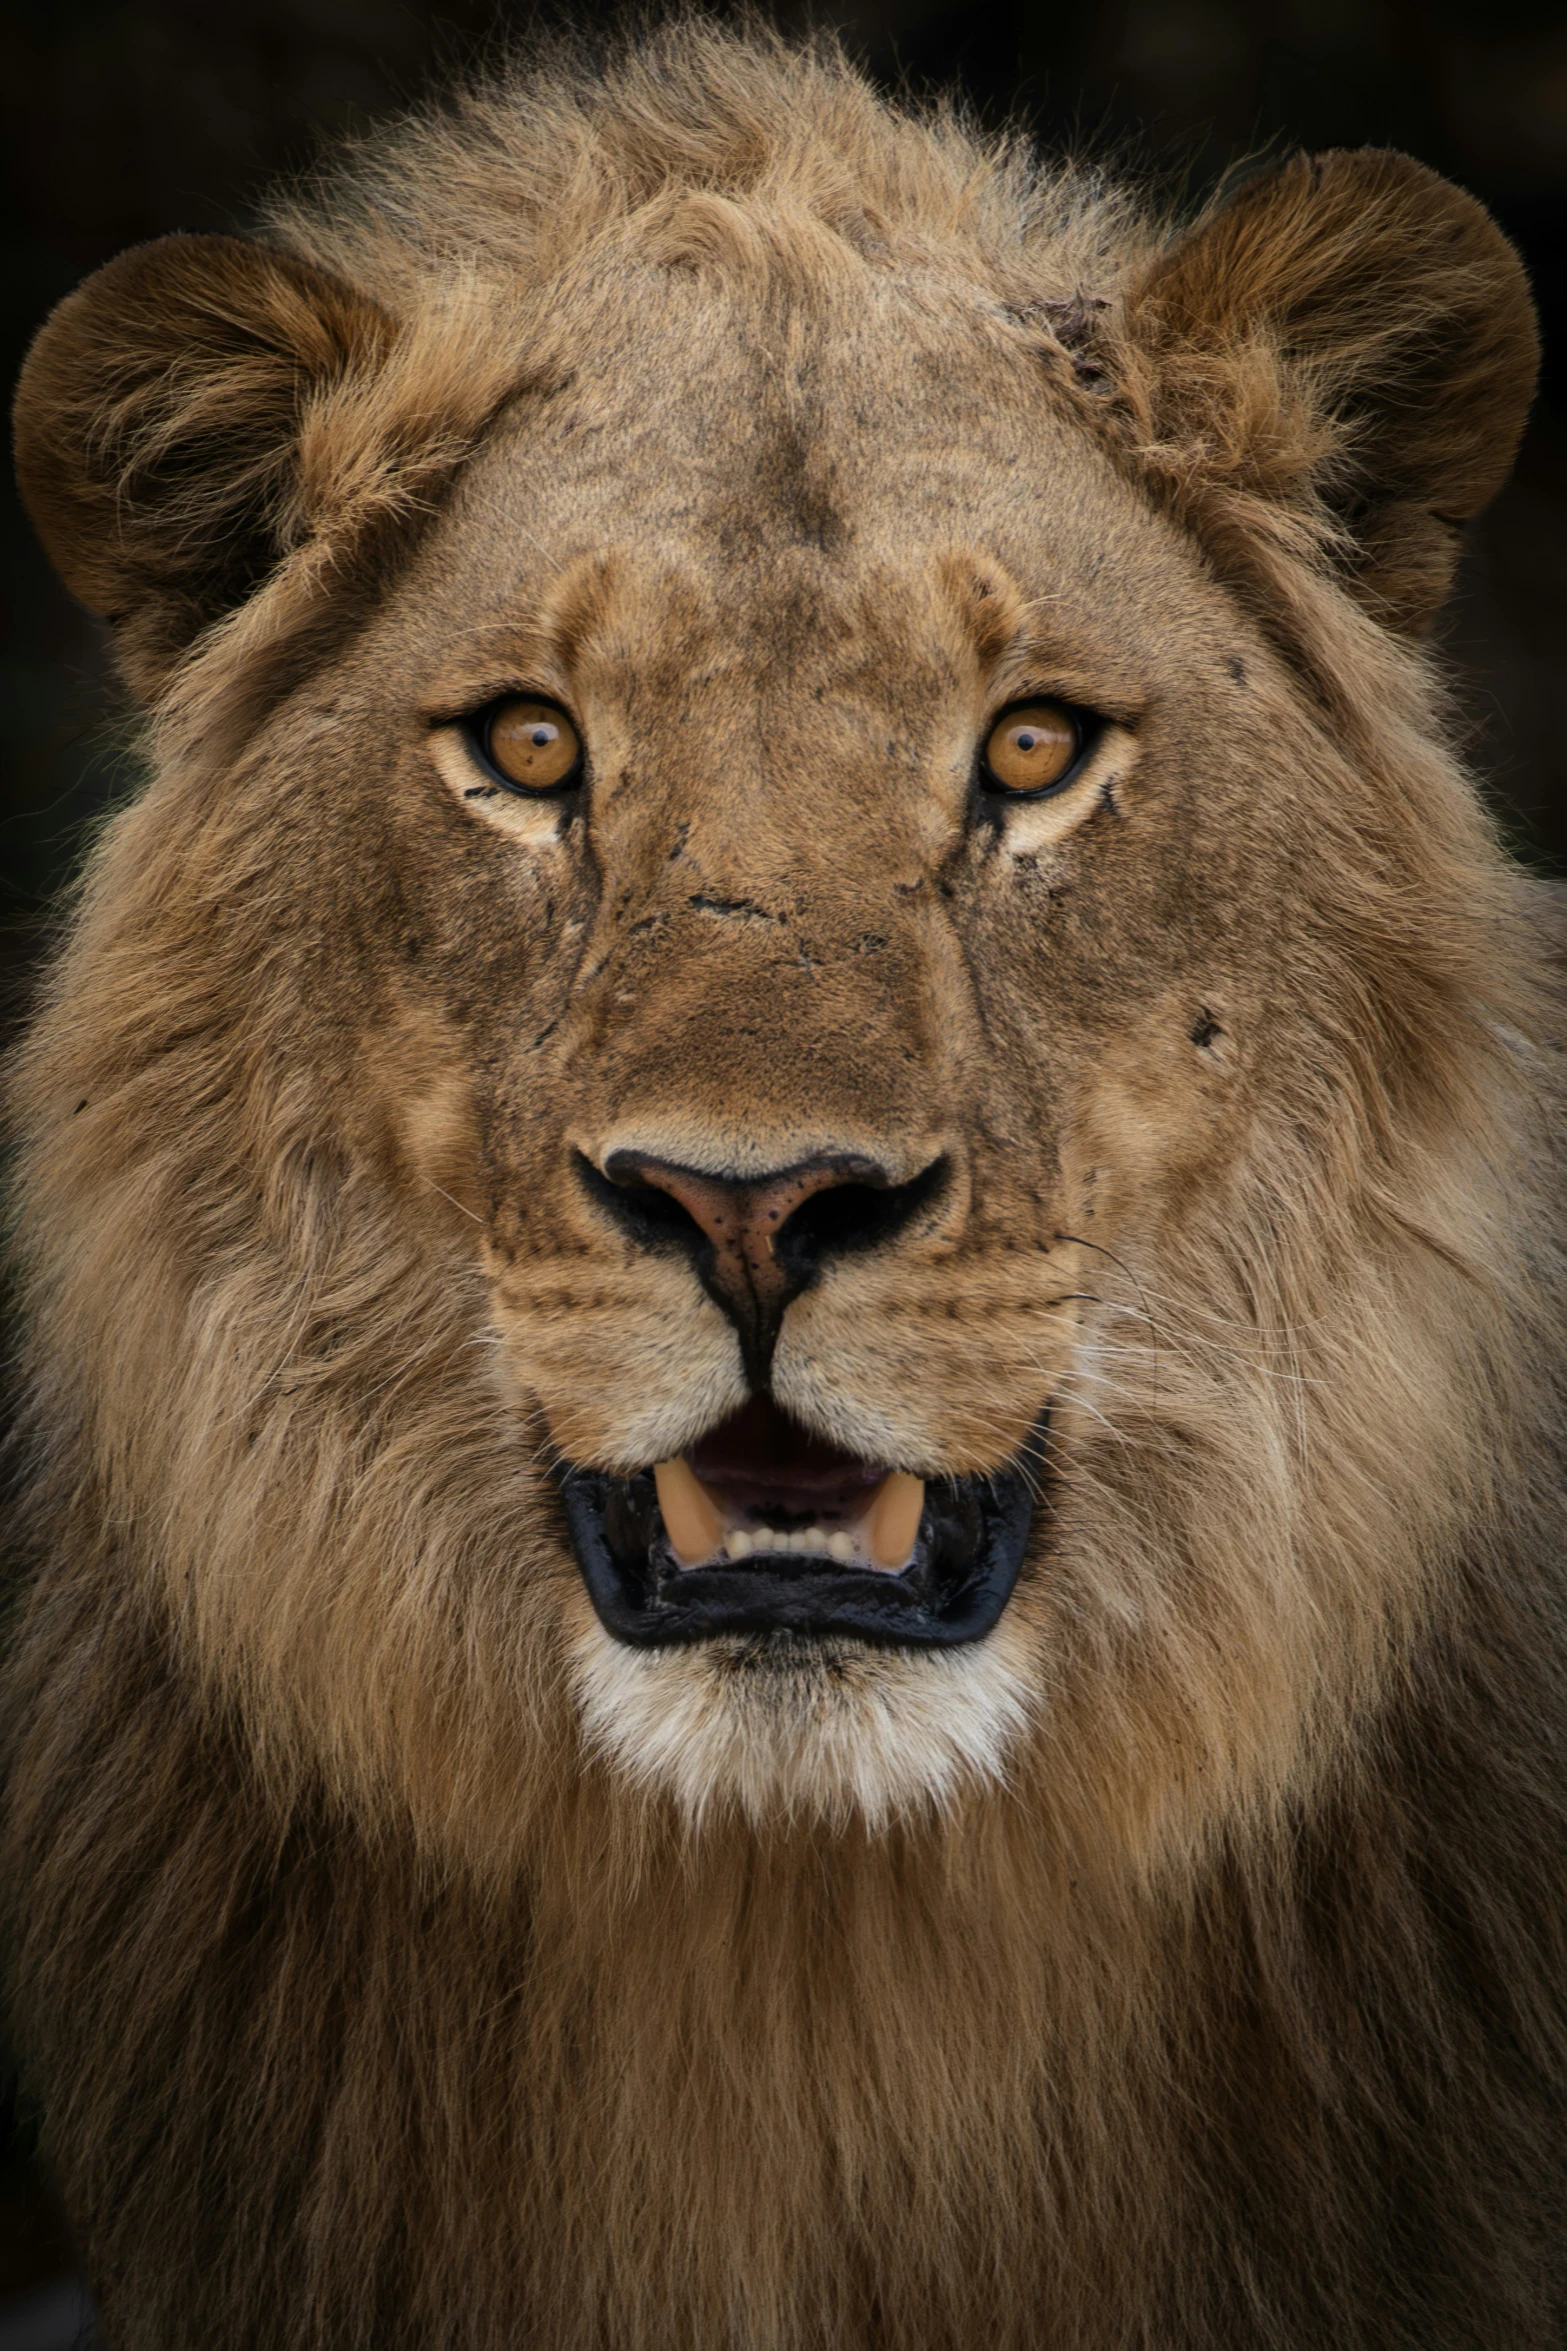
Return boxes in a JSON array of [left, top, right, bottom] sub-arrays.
[[5, 19, 1565, 2347]]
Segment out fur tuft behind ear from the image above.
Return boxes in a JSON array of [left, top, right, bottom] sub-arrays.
[[1121, 149, 1539, 633], [13, 235, 396, 699]]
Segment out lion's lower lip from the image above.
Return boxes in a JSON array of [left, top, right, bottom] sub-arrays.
[[554, 1409, 1044, 1649]]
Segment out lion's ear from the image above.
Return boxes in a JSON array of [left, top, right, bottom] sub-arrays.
[[13, 234, 395, 699], [1122, 149, 1539, 633]]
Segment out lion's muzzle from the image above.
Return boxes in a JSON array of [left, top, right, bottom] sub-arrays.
[[582, 1145, 951, 1386]]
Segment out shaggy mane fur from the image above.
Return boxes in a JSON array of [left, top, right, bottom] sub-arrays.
[[6, 22, 1567, 2349]]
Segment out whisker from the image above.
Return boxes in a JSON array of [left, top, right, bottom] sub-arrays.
[[424, 1176, 487, 1230]]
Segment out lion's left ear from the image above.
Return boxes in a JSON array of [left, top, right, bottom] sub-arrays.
[[13, 233, 397, 701], [1120, 149, 1539, 634]]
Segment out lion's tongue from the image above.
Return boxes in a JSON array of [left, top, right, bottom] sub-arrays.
[[653, 1398, 924, 1573]]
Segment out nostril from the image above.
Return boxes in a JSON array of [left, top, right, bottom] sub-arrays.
[[777, 1157, 950, 1274], [575, 1151, 708, 1251]]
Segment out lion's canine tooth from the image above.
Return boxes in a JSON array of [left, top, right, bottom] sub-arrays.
[[867, 1472, 925, 1570], [654, 1457, 724, 1566]]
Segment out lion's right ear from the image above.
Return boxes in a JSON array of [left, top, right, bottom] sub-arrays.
[[1118, 150, 1539, 635], [13, 234, 395, 700]]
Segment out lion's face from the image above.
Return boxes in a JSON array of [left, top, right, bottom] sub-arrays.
[[312, 264, 1321, 1823], [13, 74, 1538, 1853]]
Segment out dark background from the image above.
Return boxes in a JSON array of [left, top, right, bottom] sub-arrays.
[[2, 0, 1565, 2319]]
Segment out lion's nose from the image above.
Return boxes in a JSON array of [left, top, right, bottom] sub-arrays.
[[587, 1147, 949, 1386]]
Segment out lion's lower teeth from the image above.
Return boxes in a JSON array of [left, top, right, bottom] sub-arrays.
[[654, 1466, 926, 1574], [724, 1525, 850, 1560]]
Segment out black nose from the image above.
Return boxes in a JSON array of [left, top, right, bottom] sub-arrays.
[[579, 1147, 949, 1386]]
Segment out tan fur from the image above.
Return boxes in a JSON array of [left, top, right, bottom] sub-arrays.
[[6, 23, 1566, 2347]]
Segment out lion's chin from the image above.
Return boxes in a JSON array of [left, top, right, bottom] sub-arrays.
[[555, 1400, 1047, 1827], [568, 1619, 1039, 1832]]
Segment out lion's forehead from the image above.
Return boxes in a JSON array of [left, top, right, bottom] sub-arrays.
[[391, 270, 1214, 705]]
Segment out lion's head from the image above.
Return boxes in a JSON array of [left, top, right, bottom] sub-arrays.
[[10, 27, 1548, 1880]]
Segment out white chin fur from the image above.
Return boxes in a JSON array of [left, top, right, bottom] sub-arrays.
[[570, 1617, 1036, 1831]]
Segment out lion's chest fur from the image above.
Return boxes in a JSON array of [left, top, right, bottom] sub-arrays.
[[15, 1595, 1567, 2351]]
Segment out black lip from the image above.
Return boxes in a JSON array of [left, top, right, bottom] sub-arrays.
[[554, 1425, 1043, 1648]]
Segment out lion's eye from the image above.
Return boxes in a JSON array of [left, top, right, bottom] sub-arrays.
[[479, 698, 582, 793], [981, 701, 1082, 797]]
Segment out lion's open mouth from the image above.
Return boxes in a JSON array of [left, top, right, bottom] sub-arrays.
[[556, 1397, 1041, 1646]]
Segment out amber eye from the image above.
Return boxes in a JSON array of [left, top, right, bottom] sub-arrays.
[[481, 697, 582, 793], [981, 701, 1083, 797]]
